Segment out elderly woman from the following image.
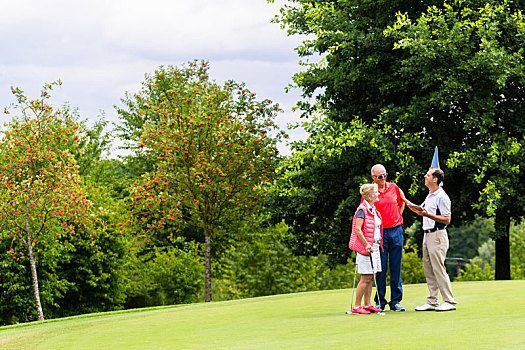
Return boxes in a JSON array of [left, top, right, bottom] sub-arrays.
[[348, 183, 383, 314]]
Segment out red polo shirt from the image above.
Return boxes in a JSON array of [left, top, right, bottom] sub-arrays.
[[361, 182, 404, 228]]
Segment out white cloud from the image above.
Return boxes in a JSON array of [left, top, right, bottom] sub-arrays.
[[0, 0, 311, 156], [103, 0, 292, 56]]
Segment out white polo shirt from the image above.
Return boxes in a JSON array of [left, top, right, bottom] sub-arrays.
[[422, 188, 451, 230]]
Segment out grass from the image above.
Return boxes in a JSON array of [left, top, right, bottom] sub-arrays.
[[1, 280, 525, 349]]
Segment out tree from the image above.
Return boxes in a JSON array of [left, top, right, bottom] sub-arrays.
[[269, 0, 442, 122], [384, 0, 525, 279], [266, 0, 446, 263], [115, 76, 161, 182], [0, 82, 96, 320], [125, 61, 284, 301], [73, 117, 113, 178], [272, 0, 525, 279]]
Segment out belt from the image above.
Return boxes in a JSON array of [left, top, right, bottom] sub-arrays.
[[424, 226, 447, 234]]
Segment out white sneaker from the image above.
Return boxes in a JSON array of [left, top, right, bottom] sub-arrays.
[[435, 302, 456, 312], [415, 303, 436, 311]]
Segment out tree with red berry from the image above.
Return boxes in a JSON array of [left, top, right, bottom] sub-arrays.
[[0, 81, 95, 320], [123, 61, 285, 301]]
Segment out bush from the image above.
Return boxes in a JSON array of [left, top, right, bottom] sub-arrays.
[[455, 239, 495, 282], [510, 222, 525, 279], [214, 224, 355, 300], [454, 256, 495, 282], [401, 247, 426, 284], [50, 227, 128, 318], [0, 241, 35, 324], [124, 245, 204, 308], [0, 218, 127, 324], [454, 221, 525, 281]]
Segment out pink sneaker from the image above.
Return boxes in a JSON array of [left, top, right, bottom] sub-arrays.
[[364, 305, 383, 313], [351, 306, 371, 315]]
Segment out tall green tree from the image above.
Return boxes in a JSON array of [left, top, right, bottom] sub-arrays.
[[272, 0, 524, 279], [124, 61, 284, 301], [384, 0, 525, 279], [269, 0, 442, 122], [267, 0, 443, 265]]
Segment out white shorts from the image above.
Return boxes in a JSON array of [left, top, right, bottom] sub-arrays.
[[356, 244, 382, 274]]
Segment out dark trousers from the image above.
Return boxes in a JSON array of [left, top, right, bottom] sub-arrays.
[[375, 225, 404, 308]]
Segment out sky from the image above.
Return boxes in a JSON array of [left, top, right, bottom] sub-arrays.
[[0, 0, 312, 157]]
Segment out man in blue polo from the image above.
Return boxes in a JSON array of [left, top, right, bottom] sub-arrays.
[[369, 164, 406, 312], [414, 167, 456, 312]]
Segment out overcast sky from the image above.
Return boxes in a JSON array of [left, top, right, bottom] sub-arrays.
[[0, 0, 312, 157]]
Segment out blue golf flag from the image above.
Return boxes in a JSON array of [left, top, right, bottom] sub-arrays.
[[431, 146, 443, 187]]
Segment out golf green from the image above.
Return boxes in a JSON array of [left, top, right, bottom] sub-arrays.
[[1, 281, 524, 349]]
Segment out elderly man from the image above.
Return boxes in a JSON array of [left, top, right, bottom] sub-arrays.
[[368, 164, 406, 312], [413, 167, 456, 312]]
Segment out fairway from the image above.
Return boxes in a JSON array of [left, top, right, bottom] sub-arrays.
[[1, 281, 525, 349]]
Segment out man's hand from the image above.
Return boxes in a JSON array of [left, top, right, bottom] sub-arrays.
[[416, 208, 428, 217]]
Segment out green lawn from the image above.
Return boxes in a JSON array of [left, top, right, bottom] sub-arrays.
[[1, 280, 524, 349]]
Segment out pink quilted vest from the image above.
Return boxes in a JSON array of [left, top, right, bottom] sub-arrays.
[[348, 202, 383, 255]]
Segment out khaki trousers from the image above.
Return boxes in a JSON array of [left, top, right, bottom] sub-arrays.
[[422, 229, 456, 306]]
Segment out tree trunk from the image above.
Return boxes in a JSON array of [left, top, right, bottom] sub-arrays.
[[27, 238, 45, 321], [204, 233, 212, 302], [494, 211, 511, 280]]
